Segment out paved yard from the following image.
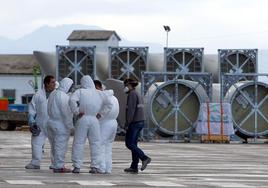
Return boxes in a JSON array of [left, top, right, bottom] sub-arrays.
[[0, 131, 268, 187]]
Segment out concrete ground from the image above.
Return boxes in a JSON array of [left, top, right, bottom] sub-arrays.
[[0, 131, 268, 188]]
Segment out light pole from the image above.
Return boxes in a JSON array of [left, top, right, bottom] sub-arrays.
[[163, 25, 171, 48]]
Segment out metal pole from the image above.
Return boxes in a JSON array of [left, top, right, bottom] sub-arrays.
[[254, 77, 258, 142], [166, 31, 169, 48]]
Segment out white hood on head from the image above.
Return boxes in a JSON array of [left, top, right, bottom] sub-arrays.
[[104, 89, 114, 96], [81, 75, 95, 89], [58, 78, 73, 93]]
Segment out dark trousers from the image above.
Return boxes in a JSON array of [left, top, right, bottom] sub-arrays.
[[125, 121, 148, 169]]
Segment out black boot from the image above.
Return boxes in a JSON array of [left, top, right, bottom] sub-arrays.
[[141, 157, 151, 171], [124, 167, 138, 174]]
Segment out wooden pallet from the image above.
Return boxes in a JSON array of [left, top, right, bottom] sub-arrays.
[[201, 134, 230, 143]]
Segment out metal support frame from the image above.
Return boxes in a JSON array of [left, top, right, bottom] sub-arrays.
[[56, 45, 96, 87], [141, 71, 212, 141], [164, 48, 204, 80], [108, 46, 148, 81], [218, 49, 258, 82], [221, 73, 268, 141]]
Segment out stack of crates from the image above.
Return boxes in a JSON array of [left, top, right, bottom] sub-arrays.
[[0, 98, 8, 111]]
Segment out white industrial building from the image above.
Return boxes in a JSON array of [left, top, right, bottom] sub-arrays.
[[0, 55, 41, 104], [67, 30, 121, 52]]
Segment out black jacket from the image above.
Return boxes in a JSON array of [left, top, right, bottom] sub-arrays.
[[126, 89, 145, 126]]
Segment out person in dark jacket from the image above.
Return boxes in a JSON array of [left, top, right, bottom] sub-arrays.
[[123, 78, 151, 174]]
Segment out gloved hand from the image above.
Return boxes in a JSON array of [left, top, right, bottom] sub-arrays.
[[96, 113, 101, 119], [30, 124, 41, 136]]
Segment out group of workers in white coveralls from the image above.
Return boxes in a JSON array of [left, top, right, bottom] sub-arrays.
[[25, 75, 151, 174]]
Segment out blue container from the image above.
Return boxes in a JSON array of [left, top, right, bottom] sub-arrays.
[[8, 104, 28, 112]]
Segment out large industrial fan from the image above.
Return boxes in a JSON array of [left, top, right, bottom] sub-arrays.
[[146, 80, 208, 137], [164, 48, 203, 80], [218, 49, 257, 81], [141, 72, 212, 140], [225, 81, 268, 139], [109, 47, 148, 81], [56, 45, 95, 87]]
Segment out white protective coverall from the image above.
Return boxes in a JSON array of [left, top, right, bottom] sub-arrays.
[[99, 93, 119, 173], [28, 89, 49, 166], [47, 78, 74, 169], [69, 75, 112, 170]]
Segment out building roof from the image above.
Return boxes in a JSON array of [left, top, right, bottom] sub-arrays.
[[67, 30, 121, 41], [0, 54, 38, 74]]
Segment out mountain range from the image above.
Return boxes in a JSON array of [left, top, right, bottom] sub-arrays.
[[0, 24, 163, 54]]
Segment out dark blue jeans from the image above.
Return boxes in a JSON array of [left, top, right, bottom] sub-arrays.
[[125, 121, 148, 169]]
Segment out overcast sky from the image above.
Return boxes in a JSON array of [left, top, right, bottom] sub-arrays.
[[1, 0, 268, 52]]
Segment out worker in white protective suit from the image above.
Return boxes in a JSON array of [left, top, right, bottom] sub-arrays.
[[94, 80, 119, 174], [69, 75, 113, 174], [46, 80, 64, 170], [25, 75, 56, 169], [47, 77, 74, 173]]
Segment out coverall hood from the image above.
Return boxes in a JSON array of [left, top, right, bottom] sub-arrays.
[[81, 75, 95, 89], [58, 78, 73, 93], [104, 89, 114, 96]]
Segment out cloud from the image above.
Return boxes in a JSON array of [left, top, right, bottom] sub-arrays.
[[1, 0, 268, 52]]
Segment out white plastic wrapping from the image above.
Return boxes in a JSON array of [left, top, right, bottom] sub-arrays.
[[196, 103, 234, 135]]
